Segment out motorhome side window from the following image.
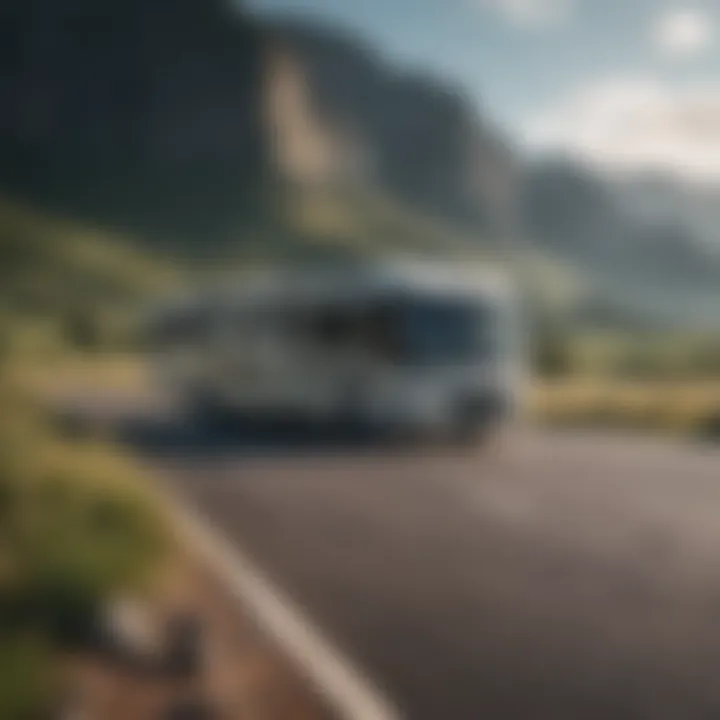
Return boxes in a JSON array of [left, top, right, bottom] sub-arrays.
[[240, 305, 283, 338], [307, 306, 358, 348], [157, 305, 212, 347], [364, 301, 406, 362]]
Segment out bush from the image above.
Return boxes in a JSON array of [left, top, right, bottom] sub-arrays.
[[63, 308, 101, 351], [0, 379, 167, 718], [532, 379, 720, 438], [0, 381, 166, 647], [693, 411, 720, 442], [565, 332, 720, 381], [534, 327, 573, 378], [0, 633, 54, 720]]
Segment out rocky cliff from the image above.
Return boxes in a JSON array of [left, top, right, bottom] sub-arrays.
[[0, 0, 266, 243], [0, 0, 513, 248], [265, 20, 515, 234]]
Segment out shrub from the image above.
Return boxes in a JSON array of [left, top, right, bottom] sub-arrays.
[[534, 327, 573, 378], [0, 381, 166, 647], [0, 633, 54, 720], [693, 411, 720, 442], [532, 379, 720, 438]]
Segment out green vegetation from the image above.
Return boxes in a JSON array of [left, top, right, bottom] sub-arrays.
[[532, 378, 720, 439], [0, 379, 167, 716], [533, 329, 720, 381], [0, 384, 165, 633], [531, 329, 720, 438], [0, 633, 54, 720], [209, 182, 500, 265], [0, 198, 179, 357], [0, 198, 170, 717]]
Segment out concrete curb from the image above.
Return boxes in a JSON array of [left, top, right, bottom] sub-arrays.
[[161, 482, 403, 720]]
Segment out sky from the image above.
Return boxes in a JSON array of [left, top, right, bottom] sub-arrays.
[[245, 0, 720, 183]]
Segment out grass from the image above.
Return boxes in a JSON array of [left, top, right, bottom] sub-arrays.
[[6, 353, 153, 403], [0, 196, 183, 362], [0, 365, 168, 718], [16, 349, 720, 442], [532, 378, 720, 438]]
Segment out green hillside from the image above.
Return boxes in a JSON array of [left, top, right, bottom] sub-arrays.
[[0, 185, 590, 362], [0, 198, 180, 356], [205, 183, 494, 263]]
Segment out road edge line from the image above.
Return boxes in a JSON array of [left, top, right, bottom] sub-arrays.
[[160, 481, 402, 720]]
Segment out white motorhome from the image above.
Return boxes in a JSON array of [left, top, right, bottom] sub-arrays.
[[149, 262, 525, 442]]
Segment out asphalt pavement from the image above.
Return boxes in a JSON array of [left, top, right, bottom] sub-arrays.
[[119, 406, 720, 720]]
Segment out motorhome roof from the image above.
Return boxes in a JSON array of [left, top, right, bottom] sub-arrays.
[[236, 261, 512, 301], [155, 262, 513, 320]]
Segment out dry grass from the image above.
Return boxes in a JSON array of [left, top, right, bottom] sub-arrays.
[[532, 379, 720, 437], [66, 554, 332, 720], [13, 351, 720, 441], [6, 354, 152, 403]]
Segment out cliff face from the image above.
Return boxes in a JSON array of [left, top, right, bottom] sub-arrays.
[[267, 20, 516, 235], [0, 2, 513, 247], [0, 0, 267, 243]]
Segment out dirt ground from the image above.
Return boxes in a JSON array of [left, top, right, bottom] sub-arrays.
[[63, 558, 334, 720]]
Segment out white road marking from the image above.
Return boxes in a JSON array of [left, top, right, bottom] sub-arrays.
[[160, 479, 403, 720]]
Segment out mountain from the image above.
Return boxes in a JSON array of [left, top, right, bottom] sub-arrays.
[[0, 1, 513, 251], [523, 158, 720, 329], [263, 19, 516, 234], [2, 1, 715, 329], [0, 0, 267, 244], [612, 173, 720, 252]]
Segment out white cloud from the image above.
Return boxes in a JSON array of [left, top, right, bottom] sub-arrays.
[[652, 7, 713, 58], [474, 0, 573, 27], [523, 76, 720, 182]]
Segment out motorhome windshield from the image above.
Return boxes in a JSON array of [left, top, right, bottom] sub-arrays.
[[370, 294, 500, 365]]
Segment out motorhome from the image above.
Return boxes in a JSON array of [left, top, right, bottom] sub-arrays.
[[149, 262, 525, 442]]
